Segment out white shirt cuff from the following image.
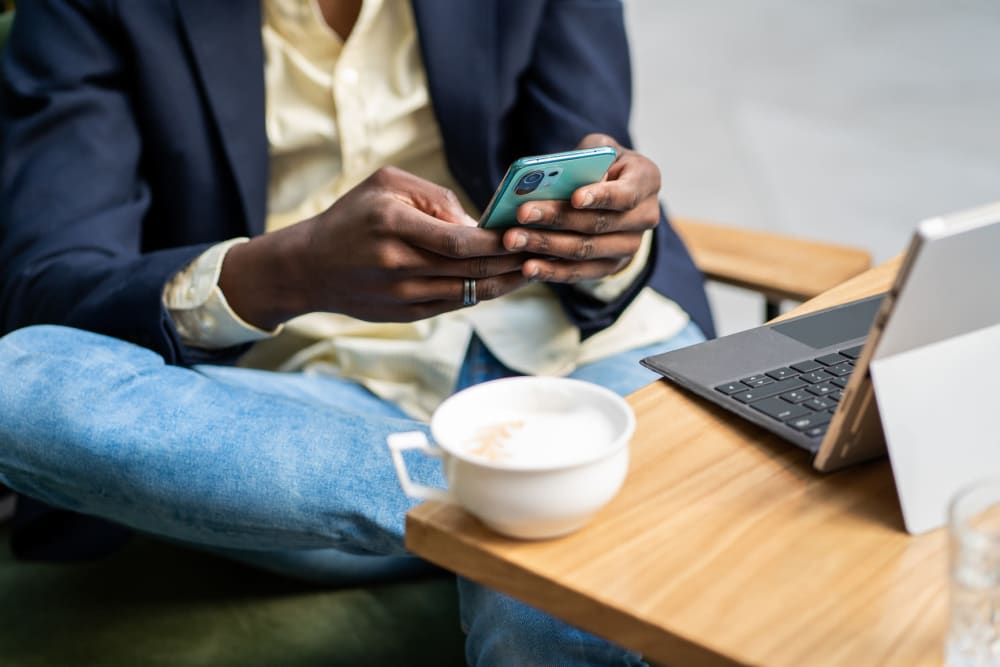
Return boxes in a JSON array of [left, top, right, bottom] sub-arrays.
[[573, 228, 653, 302], [163, 238, 283, 349]]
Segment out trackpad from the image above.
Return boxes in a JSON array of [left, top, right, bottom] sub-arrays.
[[770, 296, 883, 349]]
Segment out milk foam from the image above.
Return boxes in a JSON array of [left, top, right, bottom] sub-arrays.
[[458, 403, 616, 467]]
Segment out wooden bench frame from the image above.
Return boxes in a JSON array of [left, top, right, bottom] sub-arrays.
[[673, 217, 872, 320]]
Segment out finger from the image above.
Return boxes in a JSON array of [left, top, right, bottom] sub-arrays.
[[383, 199, 514, 258], [504, 199, 660, 240], [514, 201, 653, 235], [575, 133, 629, 185], [403, 246, 530, 279], [576, 133, 623, 152], [452, 271, 530, 303], [503, 228, 644, 261], [523, 257, 631, 283], [372, 166, 479, 226], [387, 270, 529, 307], [571, 154, 660, 212]]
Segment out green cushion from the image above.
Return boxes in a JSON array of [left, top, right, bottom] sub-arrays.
[[0, 11, 12, 51], [0, 526, 466, 666]]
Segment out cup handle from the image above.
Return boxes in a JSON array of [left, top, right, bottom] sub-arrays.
[[387, 431, 454, 503]]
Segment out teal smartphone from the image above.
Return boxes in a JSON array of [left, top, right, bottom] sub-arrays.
[[478, 146, 617, 230]]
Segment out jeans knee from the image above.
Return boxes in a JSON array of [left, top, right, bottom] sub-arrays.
[[0, 325, 167, 414], [0, 325, 165, 453], [2, 324, 90, 355], [1, 325, 159, 370]]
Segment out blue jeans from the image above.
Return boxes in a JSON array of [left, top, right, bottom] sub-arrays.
[[0, 322, 704, 666]]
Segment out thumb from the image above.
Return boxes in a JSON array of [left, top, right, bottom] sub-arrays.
[[395, 171, 478, 226], [437, 198, 480, 228], [576, 133, 623, 152]]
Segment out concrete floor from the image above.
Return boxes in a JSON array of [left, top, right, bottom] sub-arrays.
[[625, 0, 1000, 334]]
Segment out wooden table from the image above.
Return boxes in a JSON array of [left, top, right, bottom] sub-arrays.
[[407, 257, 948, 667]]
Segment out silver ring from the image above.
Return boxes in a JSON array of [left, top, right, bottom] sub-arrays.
[[463, 278, 477, 306]]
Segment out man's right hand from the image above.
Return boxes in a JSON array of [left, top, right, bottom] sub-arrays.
[[219, 167, 529, 330]]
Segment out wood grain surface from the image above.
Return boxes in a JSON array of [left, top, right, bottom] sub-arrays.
[[407, 256, 947, 667], [673, 218, 873, 303]]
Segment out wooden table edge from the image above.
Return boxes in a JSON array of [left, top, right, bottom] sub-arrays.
[[406, 255, 925, 667]]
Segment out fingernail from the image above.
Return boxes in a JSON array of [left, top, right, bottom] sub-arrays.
[[525, 207, 542, 223], [508, 232, 528, 250], [581, 192, 595, 207]]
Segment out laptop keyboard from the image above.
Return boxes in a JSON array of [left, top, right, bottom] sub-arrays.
[[713, 344, 865, 440]]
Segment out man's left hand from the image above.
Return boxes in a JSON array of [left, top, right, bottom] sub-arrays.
[[502, 134, 661, 283]]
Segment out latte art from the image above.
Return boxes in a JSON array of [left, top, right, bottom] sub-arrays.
[[464, 420, 526, 462], [459, 405, 616, 467]]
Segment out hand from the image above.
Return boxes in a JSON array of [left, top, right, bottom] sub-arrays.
[[503, 134, 661, 283], [220, 167, 529, 329]]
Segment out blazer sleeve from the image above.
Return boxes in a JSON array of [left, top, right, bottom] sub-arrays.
[[0, 1, 238, 365], [506, 0, 659, 339]]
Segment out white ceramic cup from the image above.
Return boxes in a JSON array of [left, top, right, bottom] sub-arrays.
[[387, 376, 635, 539]]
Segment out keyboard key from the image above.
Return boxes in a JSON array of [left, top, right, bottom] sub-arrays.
[[731, 377, 806, 404], [765, 367, 797, 381], [831, 377, 850, 388], [805, 425, 829, 438], [805, 397, 835, 411], [800, 370, 833, 384], [824, 362, 854, 377], [840, 345, 865, 359], [715, 382, 747, 395], [786, 411, 833, 431], [806, 382, 837, 396], [750, 396, 812, 421], [780, 389, 812, 404], [829, 390, 844, 402], [741, 375, 774, 388], [815, 353, 849, 366], [790, 360, 822, 373]]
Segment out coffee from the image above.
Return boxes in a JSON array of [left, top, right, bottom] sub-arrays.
[[388, 376, 635, 539], [457, 405, 615, 467]]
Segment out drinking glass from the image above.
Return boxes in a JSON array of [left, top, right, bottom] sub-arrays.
[[947, 479, 1000, 667]]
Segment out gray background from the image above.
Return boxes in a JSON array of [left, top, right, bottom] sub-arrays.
[[624, 0, 1000, 335]]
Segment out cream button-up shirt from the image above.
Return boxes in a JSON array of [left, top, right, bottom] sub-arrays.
[[163, 0, 689, 420]]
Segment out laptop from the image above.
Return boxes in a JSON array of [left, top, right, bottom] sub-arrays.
[[641, 201, 1000, 474]]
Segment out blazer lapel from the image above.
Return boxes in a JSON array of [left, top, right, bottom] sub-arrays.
[[175, 0, 268, 236], [410, 0, 498, 208]]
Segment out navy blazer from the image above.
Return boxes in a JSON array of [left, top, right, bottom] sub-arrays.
[[0, 0, 713, 365], [1, 0, 714, 561]]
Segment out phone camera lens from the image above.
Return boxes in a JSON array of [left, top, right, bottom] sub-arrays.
[[515, 170, 545, 195]]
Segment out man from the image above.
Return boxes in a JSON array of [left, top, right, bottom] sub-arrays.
[[0, 1, 713, 663]]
